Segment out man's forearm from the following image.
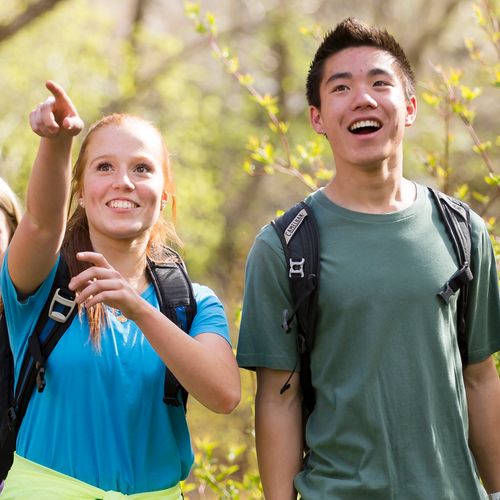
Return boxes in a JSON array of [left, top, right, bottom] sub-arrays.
[[465, 357, 500, 492], [256, 369, 303, 500]]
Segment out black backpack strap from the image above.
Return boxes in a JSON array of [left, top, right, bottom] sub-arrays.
[[0, 312, 15, 478], [146, 255, 197, 413], [271, 202, 320, 416], [6, 256, 77, 437], [429, 187, 473, 365]]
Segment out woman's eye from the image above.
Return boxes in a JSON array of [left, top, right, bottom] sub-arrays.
[[135, 163, 151, 174], [374, 80, 390, 87], [97, 162, 112, 171]]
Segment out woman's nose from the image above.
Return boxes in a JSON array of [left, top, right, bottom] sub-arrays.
[[112, 169, 135, 190]]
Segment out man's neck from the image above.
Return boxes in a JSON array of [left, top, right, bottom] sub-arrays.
[[323, 167, 417, 214]]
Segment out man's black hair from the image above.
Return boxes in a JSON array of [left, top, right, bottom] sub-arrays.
[[306, 17, 416, 108]]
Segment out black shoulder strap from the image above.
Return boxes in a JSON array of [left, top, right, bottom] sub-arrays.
[[3, 256, 77, 442], [147, 255, 197, 412], [0, 311, 15, 479], [429, 187, 473, 365], [271, 201, 320, 416]]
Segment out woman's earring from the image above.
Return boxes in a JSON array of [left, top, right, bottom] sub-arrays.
[[79, 198, 84, 208], [161, 194, 168, 211]]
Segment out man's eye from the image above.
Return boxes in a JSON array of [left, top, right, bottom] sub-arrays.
[[332, 84, 348, 93], [374, 80, 390, 87]]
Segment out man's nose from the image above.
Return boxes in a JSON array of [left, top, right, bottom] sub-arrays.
[[350, 87, 378, 110]]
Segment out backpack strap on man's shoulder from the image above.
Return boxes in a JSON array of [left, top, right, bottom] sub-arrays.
[[271, 202, 320, 341], [428, 187, 473, 365], [146, 253, 197, 412], [429, 188, 473, 303], [271, 201, 320, 416]]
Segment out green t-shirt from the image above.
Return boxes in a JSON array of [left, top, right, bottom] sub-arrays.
[[237, 184, 500, 500]]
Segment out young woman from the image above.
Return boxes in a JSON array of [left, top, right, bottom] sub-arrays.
[[1, 81, 240, 499]]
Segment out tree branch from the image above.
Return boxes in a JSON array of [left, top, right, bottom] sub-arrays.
[[0, 0, 68, 44]]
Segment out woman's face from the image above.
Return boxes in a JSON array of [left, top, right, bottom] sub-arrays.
[[79, 119, 167, 246], [0, 209, 12, 263]]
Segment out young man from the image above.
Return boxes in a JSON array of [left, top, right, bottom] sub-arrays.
[[237, 18, 500, 499]]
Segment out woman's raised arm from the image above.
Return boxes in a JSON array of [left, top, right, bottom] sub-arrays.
[[8, 81, 83, 295]]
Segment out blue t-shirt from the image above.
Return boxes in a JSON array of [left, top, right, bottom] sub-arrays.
[[1, 255, 231, 494]]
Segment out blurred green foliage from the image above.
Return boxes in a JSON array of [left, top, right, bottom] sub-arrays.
[[0, 0, 498, 497]]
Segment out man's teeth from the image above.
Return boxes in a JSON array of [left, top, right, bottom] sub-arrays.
[[108, 200, 137, 209], [349, 120, 381, 131]]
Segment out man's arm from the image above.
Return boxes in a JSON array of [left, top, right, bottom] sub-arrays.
[[256, 368, 303, 500], [464, 355, 500, 493]]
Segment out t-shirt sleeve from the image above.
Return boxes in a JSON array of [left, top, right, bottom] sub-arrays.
[[465, 212, 500, 363], [189, 284, 231, 345], [236, 225, 299, 371]]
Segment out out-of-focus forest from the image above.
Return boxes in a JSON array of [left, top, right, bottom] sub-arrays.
[[1, 0, 498, 497]]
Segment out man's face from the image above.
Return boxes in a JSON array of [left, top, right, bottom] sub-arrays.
[[309, 46, 416, 172]]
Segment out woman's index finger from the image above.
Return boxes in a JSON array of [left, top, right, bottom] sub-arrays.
[[45, 80, 73, 108], [76, 251, 111, 268]]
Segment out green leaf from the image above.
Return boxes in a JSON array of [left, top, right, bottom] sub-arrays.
[[243, 160, 254, 174], [473, 141, 492, 154], [206, 12, 216, 26], [302, 173, 315, 188], [195, 21, 207, 34], [316, 168, 334, 181], [484, 173, 500, 186], [238, 73, 254, 86], [454, 184, 469, 200], [472, 190, 490, 204], [449, 68, 463, 86], [184, 2, 200, 17], [227, 56, 239, 74], [422, 91, 440, 107], [460, 85, 481, 101]]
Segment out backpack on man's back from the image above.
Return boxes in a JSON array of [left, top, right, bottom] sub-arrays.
[[271, 187, 473, 420]]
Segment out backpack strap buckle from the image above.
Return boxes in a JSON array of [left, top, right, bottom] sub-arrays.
[[289, 258, 305, 278], [282, 309, 293, 332], [35, 362, 46, 392], [6, 407, 17, 431], [48, 288, 76, 323], [437, 262, 473, 304]]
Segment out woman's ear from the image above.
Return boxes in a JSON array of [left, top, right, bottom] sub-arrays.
[[77, 191, 85, 208], [161, 192, 169, 210]]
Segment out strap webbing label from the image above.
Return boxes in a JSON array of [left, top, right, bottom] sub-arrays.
[[284, 208, 308, 244]]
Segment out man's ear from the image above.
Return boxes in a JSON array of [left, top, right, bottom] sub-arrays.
[[309, 105, 325, 135], [405, 96, 417, 127]]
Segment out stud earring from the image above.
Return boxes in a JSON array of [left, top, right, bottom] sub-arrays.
[[79, 198, 84, 208]]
